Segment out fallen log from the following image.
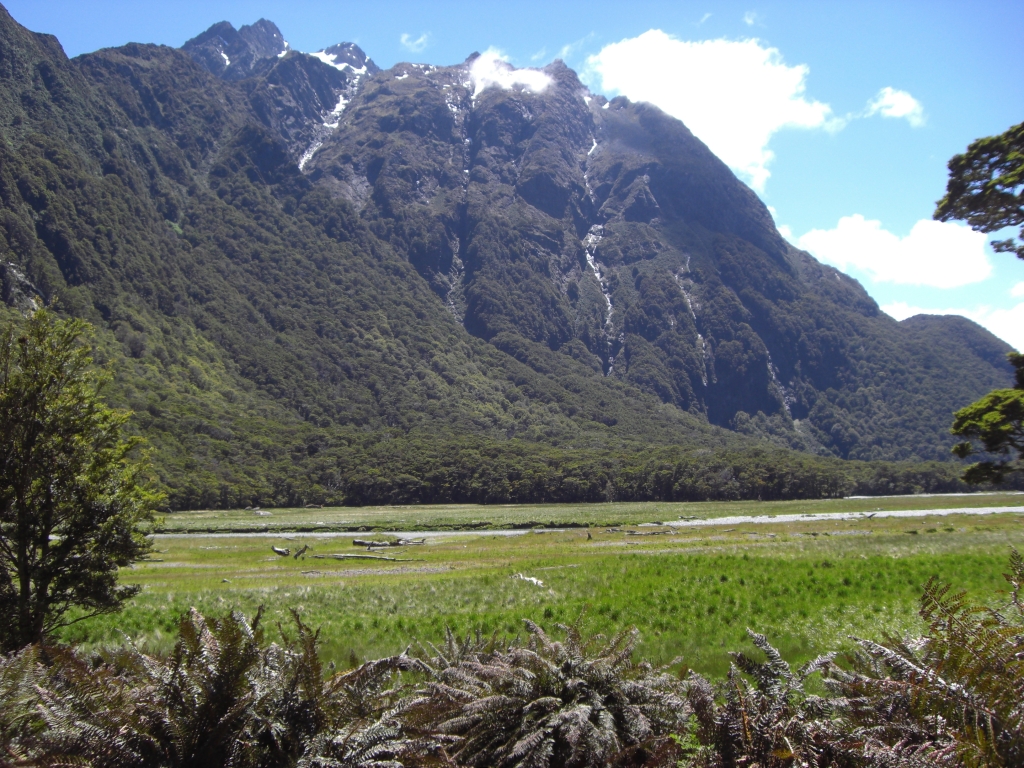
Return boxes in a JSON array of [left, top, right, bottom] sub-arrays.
[[353, 538, 425, 548]]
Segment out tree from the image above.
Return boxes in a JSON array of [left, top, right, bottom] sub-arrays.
[[951, 353, 1024, 483], [935, 121, 1024, 259], [0, 309, 159, 651], [937, 123, 1024, 482]]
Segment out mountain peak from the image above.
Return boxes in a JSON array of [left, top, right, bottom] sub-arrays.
[[240, 19, 288, 59], [309, 42, 379, 76], [182, 18, 288, 80], [181, 20, 379, 85]]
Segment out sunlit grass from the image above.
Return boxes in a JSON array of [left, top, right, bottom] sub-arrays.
[[62, 509, 1024, 678]]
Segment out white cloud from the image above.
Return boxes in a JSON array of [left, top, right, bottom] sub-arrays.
[[882, 301, 1024, 351], [743, 11, 757, 25], [556, 33, 595, 62], [867, 86, 925, 127], [1010, 281, 1024, 298], [797, 214, 991, 289], [698, 13, 712, 25], [767, 206, 794, 239], [584, 31, 839, 191], [557, 43, 575, 59], [400, 33, 430, 53], [985, 304, 1024, 350], [470, 48, 553, 99]]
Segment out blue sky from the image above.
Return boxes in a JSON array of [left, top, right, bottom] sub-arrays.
[[8, 0, 1023, 348]]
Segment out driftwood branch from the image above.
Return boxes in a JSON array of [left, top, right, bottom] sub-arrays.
[[353, 538, 425, 548]]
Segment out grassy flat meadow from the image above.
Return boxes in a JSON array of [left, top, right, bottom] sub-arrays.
[[153, 492, 1024, 533], [60, 494, 1024, 677]]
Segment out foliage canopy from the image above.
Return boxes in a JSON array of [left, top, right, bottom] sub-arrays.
[[935, 121, 1024, 259], [939, 120, 1024, 483], [0, 310, 158, 651], [951, 354, 1024, 482]]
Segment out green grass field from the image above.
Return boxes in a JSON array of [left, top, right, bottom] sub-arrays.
[[62, 498, 1024, 678]]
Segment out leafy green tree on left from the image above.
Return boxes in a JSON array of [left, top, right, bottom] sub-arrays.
[[0, 310, 161, 652]]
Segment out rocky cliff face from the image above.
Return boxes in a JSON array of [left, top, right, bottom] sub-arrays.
[[181, 21, 378, 163], [0, 0, 1013, 504], [182, 19, 289, 80]]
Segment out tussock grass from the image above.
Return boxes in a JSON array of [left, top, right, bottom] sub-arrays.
[[60, 508, 1024, 677]]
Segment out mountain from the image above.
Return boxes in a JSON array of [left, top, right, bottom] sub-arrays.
[[0, 6, 1014, 508], [297, 48, 1014, 463], [181, 18, 289, 80]]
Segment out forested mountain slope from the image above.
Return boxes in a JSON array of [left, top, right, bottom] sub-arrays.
[[0, 6, 1013, 507], [306, 54, 1013, 462]]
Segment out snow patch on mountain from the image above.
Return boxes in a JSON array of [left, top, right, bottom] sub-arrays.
[[581, 225, 618, 373], [328, 93, 349, 119], [470, 49, 552, 99], [298, 139, 324, 172], [310, 50, 367, 76], [296, 44, 378, 172], [582, 227, 613, 327], [298, 93, 350, 171], [674, 268, 699, 324], [586, 251, 613, 326]]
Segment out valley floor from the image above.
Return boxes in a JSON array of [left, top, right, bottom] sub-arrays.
[[154, 492, 1024, 533], [63, 496, 1024, 678]]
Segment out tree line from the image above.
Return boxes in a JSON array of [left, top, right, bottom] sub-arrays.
[[163, 429, 1006, 512]]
